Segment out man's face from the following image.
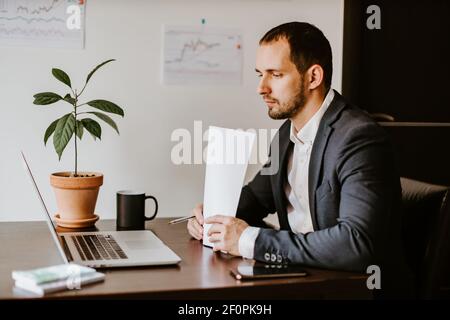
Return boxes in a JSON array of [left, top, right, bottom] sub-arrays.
[[255, 38, 306, 119]]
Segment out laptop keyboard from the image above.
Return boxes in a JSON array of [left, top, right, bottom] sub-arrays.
[[71, 234, 128, 261]]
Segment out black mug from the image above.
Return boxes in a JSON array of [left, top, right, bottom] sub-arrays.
[[116, 190, 158, 230]]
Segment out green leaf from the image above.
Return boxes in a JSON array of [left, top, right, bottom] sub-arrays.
[[64, 94, 76, 105], [81, 118, 102, 140], [85, 59, 115, 86], [76, 120, 84, 140], [53, 113, 75, 160], [33, 92, 62, 105], [86, 100, 124, 116], [52, 68, 72, 88], [44, 119, 59, 145], [87, 112, 119, 134]]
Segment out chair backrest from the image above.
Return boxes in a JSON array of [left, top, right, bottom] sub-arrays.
[[400, 177, 450, 298]]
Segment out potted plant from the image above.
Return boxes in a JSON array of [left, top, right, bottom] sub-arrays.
[[33, 59, 124, 228]]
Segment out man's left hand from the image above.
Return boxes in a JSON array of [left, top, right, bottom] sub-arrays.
[[205, 215, 249, 256]]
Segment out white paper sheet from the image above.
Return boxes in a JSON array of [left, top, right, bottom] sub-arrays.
[[202, 126, 255, 247]]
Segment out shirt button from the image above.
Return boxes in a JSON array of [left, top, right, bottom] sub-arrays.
[[271, 254, 277, 262], [264, 253, 270, 261]]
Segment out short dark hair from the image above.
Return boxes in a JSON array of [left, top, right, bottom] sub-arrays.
[[259, 22, 333, 90]]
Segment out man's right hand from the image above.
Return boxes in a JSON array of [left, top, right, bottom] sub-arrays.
[[187, 203, 204, 240]]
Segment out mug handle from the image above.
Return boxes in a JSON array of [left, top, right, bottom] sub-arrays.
[[144, 195, 158, 221]]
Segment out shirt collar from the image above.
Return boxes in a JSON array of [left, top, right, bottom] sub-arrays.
[[290, 89, 335, 144]]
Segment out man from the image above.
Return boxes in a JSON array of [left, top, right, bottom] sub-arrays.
[[188, 22, 410, 296]]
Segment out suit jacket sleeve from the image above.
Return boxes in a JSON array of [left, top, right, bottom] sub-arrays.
[[236, 151, 278, 228], [253, 123, 399, 272]]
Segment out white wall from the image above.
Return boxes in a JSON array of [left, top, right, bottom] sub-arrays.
[[0, 0, 344, 221]]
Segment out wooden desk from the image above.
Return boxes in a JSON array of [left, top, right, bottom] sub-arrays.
[[0, 218, 371, 299]]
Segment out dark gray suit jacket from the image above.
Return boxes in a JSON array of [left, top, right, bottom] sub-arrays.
[[236, 91, 409, 286]]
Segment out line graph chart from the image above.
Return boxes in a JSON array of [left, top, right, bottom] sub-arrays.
[[163, 25, 243, 85], [16, 0, 60, 15], [0, 0, 85, 48]]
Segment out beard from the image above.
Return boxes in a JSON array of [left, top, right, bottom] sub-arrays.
[[267, 78, 307, 120]]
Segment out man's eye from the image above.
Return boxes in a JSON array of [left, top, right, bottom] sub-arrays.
[[256, 73, 262, 78], [273, 73, 282, 78]]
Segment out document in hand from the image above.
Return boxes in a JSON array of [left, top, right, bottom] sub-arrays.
[[202, 126, 256, 247]]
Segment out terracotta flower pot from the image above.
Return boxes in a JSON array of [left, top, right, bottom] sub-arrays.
[[50, 172, 103, 228]]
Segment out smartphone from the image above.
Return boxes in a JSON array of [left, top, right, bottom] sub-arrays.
[[230, 264, 307, 280]]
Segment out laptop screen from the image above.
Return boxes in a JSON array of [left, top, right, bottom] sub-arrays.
[[21, 151, 69, 264]]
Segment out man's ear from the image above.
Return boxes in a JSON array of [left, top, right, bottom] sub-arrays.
[[306, 64, 324, 90]]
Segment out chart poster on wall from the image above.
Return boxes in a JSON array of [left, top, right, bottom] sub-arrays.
[[0, 0, 85, 49], [162, 25, 243, 85]]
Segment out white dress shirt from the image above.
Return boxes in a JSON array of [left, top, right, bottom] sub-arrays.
[[238, 89, 335, 259]]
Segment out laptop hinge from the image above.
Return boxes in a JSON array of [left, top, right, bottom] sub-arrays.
[[60, 236, 74, 262]]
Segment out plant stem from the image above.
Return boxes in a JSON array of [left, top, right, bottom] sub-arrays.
[[78, 82, 87, 97], [74, 91, 78, 176]]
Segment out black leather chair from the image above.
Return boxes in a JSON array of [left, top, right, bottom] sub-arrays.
[[400, 177, 450, 298]]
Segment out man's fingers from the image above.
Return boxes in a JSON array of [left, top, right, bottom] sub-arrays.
[[212, 242, 224, 252], [187, 202, 205, 240], [189, 227, 202, 240], [190, 225, 203, 240], [193, 203, 204, 224], [187, 219, 203, 240], [207, 223, 224, 237], [189, 218, 203, 234], [205, 215, 230, 225], [208, 234, 223, 243], [192, 220, 203, 236]]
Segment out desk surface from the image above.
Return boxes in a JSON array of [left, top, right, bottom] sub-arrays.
[[0, 218, 371, 299]]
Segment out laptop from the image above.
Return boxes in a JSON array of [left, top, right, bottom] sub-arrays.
[[21, 152, 181, 268]]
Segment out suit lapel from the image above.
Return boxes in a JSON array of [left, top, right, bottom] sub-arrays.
[[308, 91, 346, 230]]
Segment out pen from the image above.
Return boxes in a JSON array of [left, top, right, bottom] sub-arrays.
[[168, 215, 195, 225]]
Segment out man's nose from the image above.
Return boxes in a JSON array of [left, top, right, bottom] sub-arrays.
[[257, 78, 271, 95]]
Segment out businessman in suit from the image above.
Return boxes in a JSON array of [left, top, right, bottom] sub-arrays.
[[188, 22, 410, 296]]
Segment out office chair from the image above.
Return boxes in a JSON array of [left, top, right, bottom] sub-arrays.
[[400, 177, 450, 299], [369, 112, 395, 122]]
